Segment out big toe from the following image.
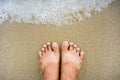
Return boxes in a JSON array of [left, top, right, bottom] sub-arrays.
[[80, 51, 85, 59], [62, 41, 69, 53], [52, 42, 59, 53]]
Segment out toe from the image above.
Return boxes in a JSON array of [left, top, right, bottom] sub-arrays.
[[76, 47, 80, 55], [39, 51, 43, 59], [62, 41, 69, 53], [69, 42, 74, 51], [43, 44, 47, 52], [52, 42, 59, 53], [43, 44, 47, 49], [41, 48, 45, 54], [80, 51, 85, 59], [73, 44, 77, 52], [47, 42, 52, 51]]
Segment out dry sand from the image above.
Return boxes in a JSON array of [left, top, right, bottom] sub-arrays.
[[0, 0, 120, 80]]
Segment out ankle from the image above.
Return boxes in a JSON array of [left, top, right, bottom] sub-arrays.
[[43, 64, 59, 80], [61, 64, 78, 80], [61, 71, 78, 80]]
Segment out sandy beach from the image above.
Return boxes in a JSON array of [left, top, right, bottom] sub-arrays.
[[0, 0, 120, 80]]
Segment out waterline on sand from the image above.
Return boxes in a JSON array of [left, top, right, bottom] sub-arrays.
[[0, 0, 114, 26]]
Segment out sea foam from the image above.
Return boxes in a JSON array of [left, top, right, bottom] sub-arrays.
[[0, 0, 114, 26]]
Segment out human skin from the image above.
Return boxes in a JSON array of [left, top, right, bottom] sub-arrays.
[[39, 41, 84, 80]]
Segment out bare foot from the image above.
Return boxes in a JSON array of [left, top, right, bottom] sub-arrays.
[[39, 42, 60, 80], [61, 41, 85, 80]]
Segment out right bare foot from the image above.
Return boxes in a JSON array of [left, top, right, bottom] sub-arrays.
[[39, 42, 60, 80], [61, 41, 85, 80]]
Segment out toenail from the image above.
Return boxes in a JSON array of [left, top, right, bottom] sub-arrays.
[[64, 43, 68, 45], [44, 45, 47, 47], [74, 45, 77, 47], [39, 51, 41, 54], [63, 41, 68, 45], [70, 42, 73, 45], [47, 42, 51, 45], [77, 48, 80, 50], [41, 48, 44, 51], [53, 43, 58, 47]]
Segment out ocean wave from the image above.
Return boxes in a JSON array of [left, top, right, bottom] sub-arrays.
[[0, 0, 114, 26]]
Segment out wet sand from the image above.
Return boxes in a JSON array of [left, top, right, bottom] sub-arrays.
[[0, 0, 120, 80]]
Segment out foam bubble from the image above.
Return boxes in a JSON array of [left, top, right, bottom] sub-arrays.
[[0, 0, 114, 26]]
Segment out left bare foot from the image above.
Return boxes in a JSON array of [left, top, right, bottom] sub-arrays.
[[39, 42, 60, 80]]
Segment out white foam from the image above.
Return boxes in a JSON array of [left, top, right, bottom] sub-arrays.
[[0, 0, 114, 26]]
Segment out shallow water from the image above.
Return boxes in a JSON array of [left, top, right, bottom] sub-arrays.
[[0, 0, 114, 26]]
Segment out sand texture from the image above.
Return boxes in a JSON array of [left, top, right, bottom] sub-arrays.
[[0, 0, 120, 80]]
